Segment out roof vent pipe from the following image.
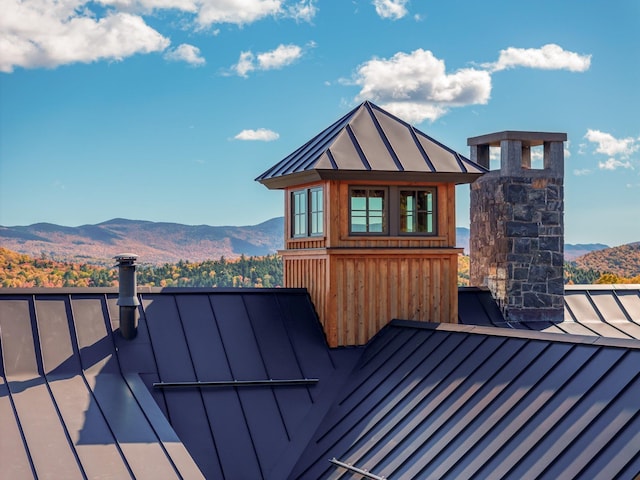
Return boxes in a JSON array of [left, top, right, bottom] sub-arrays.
[[114, 253, 139, 339]]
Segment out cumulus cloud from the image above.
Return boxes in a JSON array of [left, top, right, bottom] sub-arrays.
[[584, 129, 639, 157], [234, 128, 280, 141], [486, 43, 591, 73], [582, 129, 639, 171], [194, 0, 316, 28], [0, 0, 169, 72], [0, 0, 314, 72], [352, 49, 491, 123], [196, 0, 281, 28], [164, 44, 205, 66], [373, 0, 409, 20], [231, 43, 304, 77]]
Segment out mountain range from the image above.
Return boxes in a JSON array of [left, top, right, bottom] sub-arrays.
[[0, 218, 284, 265], [0, 218, 610, 265]]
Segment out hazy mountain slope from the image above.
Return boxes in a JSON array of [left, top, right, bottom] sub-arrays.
[[573, 242, 640, 278], [0, 217, 284, 265]]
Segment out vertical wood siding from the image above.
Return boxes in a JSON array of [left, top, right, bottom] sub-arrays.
[[284, 252, 458, 347]]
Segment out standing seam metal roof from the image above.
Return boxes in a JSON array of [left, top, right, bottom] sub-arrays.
[[459, 285, 640, 340], [256, 101, 486, 188], [2, 286, 640, 479]]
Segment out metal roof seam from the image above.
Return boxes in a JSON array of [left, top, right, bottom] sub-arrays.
[[453, 152, 468, 173], [364, 101, 404, 172], [36, 296, 90, 479], [172, 294, 225, 469], [345, 124, 372, 171], [272, 292, 315, 404], [367, 335, 502, 477], [434, 337, 535, 478], [612, 289, 640, 326], [446, 341, 567, 479], [531, 348, 639, 479], [240, 294, 293, 443], [326, 149, 338, 170], [205, 294, 263, 479], [407, 125, 436, 172], [134, 294, 169, 422], [257, 104, 359, 180], [68, 295, 138, 478], [586, 291, 636, 340], [471, 342, 590, 479]]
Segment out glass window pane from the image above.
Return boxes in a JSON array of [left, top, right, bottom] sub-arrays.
[[350, 188, 387, 234], [400, 189, 435, 235]]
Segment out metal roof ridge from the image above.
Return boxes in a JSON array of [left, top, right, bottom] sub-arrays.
[[387, 319, 640, 349]]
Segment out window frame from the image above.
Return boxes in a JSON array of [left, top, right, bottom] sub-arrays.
[[398, 188, 437, 236], [348, 186, 388, 235], [348, 185, 438, 237], [291, 186, 324, 238]]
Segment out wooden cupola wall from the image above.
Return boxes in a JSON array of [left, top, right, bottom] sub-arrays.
[[257, 101, 486, 347]]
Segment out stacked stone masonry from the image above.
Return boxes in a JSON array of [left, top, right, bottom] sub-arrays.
[[468, 132, 566, 323]]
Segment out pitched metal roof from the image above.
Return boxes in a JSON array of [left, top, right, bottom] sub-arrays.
[[0, 288, 361, 479], [2, 285, 639, 479], [256, 101, 487, 189], [291, 321, 640, 479], [460, 285, 640, 340], [0, 290, 204, 479]]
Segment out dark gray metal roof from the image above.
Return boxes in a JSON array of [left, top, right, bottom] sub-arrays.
[[256, 101, 487, 189], [291, 321, 640, 480], [0, 288, 361, 479], [0, 291, 204, 479], [2, 285, 639, 479], [460, 285, 640, 340]]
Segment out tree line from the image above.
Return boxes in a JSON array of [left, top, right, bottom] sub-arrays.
[[3, 247, 639, 289], [0, 248, 282, 288]]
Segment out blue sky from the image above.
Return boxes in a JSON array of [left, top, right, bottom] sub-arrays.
[[1, 0, 639, 246]]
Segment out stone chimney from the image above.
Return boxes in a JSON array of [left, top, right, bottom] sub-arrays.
[[115, 253, 139, 339], [468, 131, 566, 323]]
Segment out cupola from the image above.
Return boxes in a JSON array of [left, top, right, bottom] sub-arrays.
[[257, 101, 486, 346]]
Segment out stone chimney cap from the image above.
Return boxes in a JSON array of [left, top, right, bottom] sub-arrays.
[[467, 131, 567, 147]]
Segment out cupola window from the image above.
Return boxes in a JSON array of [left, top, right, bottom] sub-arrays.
[[292, 187, 323, 237], [349, 186, 437, 236]]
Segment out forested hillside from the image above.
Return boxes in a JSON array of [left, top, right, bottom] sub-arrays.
[[0, 248, 282, 288], [572, 242, 640, 279]]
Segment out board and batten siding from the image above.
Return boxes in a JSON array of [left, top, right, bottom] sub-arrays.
[[281, 178, 461, 347], [282, 250, 459, 347]]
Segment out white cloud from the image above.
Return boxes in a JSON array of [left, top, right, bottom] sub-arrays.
[[287, 0, 317, 22], [573, 169, 592, 176], [234, 128, 280, 141], [196, 0, 282, 28], [598, 158, 633, 170], [0, 0, 170, 72], [487, 44, 591, 72], [584, 129, 639, 157], [164, 44, 205, 66], [352, 49, 491, 123], [196, 0, 316, 28], [257, 44, 302, 69], [231, 43, 304, 77], [0, 0, 313, 72], [373, 0, 408, 20]]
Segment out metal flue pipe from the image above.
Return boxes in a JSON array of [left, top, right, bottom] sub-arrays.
[[114, 253, 139, 339]]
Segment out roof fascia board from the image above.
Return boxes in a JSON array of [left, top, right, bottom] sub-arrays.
[[259, 169, 484, 189]]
